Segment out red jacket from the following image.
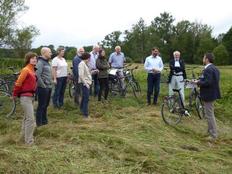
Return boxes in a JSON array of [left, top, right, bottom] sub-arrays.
[[13, 64, 37, 97]]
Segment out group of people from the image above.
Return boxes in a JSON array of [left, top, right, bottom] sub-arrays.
[[12, 45, 126, 145], [12, 45, 221, 145], [144, 47, 221, 141]]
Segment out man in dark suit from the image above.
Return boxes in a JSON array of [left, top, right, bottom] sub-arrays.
[[196, 53, 221, 140]]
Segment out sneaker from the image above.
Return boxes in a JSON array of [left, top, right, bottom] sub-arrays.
[[205, 136, 216, 142], [184, 110, 191, 117]]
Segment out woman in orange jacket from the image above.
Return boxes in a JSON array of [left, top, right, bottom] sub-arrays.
[[13, 52, 37, 145]]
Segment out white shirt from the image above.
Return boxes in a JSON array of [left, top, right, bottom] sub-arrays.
[[144, 55, 164, 73], [52, 57, 68, 78], [205, 63, 212, 69], [174, 60, 180, 67], [88, 51, 99, 70]]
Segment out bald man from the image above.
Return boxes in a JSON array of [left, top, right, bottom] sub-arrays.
[[36, 47, 52, 127]]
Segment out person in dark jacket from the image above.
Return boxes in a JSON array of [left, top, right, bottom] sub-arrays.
[[96, 50, 110, 101], [168, 51, 187, 102], [72, 47, 85, 105], [36, 47, 52, 127], [195, 53, 221, 140]]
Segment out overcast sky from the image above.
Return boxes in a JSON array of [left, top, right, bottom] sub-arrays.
[[20, 0, 232, 48]]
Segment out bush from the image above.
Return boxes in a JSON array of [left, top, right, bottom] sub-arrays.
[[0, 58, 23, 73]]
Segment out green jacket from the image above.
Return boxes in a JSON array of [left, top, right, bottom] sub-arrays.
[[96, 57, 110, 79]]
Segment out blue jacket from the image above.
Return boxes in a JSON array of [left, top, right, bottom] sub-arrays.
[[72, 55, 82, 81], [198, 64, 221, 102]]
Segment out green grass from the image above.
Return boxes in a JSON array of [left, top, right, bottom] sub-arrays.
[[0, 64, 232, 173]]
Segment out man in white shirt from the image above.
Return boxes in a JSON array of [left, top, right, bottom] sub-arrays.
[[144, 47, 164, 105]]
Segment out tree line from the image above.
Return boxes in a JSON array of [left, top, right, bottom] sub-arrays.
[[102, 12, 232, 65], [1, 0, 232, 65]]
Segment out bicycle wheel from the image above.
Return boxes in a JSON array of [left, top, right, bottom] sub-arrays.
[[195, 96, 204, 119], [161, 96, 182, 125], [188, 90, 196, 107], [134, 80, 141, 93], [129, 82, 141, 100], [0, 90, 16, 118], [68, 82, 74, 98], [0, 78, 9, 92]]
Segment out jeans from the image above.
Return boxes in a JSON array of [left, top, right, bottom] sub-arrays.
[[90, 74, 99, 97], [52, 77, 67, 107], [80, 84, 90, 117], [147, 73, 161, 104], [98, 78, 109, 101], [36, 87, 52, 126]]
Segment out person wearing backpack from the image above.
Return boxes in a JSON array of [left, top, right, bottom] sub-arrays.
[[12, 52, 37, 145]]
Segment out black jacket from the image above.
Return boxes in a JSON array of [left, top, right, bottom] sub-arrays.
[[96, 57, 110, 79], [168, 58, 187, 83], [197, 64, 221, 102]]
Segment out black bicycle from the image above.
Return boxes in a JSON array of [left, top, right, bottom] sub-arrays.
[[0, 67, 19, 118], [108, 66, 141, 100], [68, 68, 75, 98], [124, 66, 141, 100], [1, 67, 20, 94], [161, 79, 204, 125], [0, 89, 16, 118]]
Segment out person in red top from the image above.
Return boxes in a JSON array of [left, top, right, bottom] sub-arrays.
[[13, 52, 37, 145]]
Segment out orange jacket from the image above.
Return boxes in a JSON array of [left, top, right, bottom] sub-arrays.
[[13, 64, 37, 97]]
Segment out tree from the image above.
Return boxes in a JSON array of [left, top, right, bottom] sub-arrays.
[[213, 44, 230, 65], [123, 18, 150, 62], [102, 31, 122, 52], [65, 46, 76, 60], [0, 0, 28, 47], [222, 26, 232, 64], [171, 20, 195, 63], [195, 33, 216, 64], [150, 12, 175, 61], [10, 26, 39, 57]]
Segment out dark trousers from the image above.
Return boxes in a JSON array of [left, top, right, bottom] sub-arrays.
[[52, 77, 67, 107], [80, 84, 90, 117], [74, 80, 81, 105], [147, 73, 161, 104], [90, 74, 99, 97], [36, 87, 52, 126], [98, 78, 109, 101]]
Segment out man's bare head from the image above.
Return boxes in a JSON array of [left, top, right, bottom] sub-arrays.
[[41, 47, 52, 59]]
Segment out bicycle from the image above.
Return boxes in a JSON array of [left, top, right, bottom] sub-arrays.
[[108, 65, 141, 101], [124, 66, 141, 100], [186, 68, 205, 119], [67, 67, 75, 98], [0, 89, 16, 118], [161, 79, 204, 125], [108, 68, 125, 97], [0, 67, 19, 118], [0, 78, 9, 92], [1, 67, 20, 94]]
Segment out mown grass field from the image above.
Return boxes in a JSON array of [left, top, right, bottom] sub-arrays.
[[0, 62, 232, 173]]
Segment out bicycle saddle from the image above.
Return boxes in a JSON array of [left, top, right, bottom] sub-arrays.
[[172, 89, 181, 92]]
